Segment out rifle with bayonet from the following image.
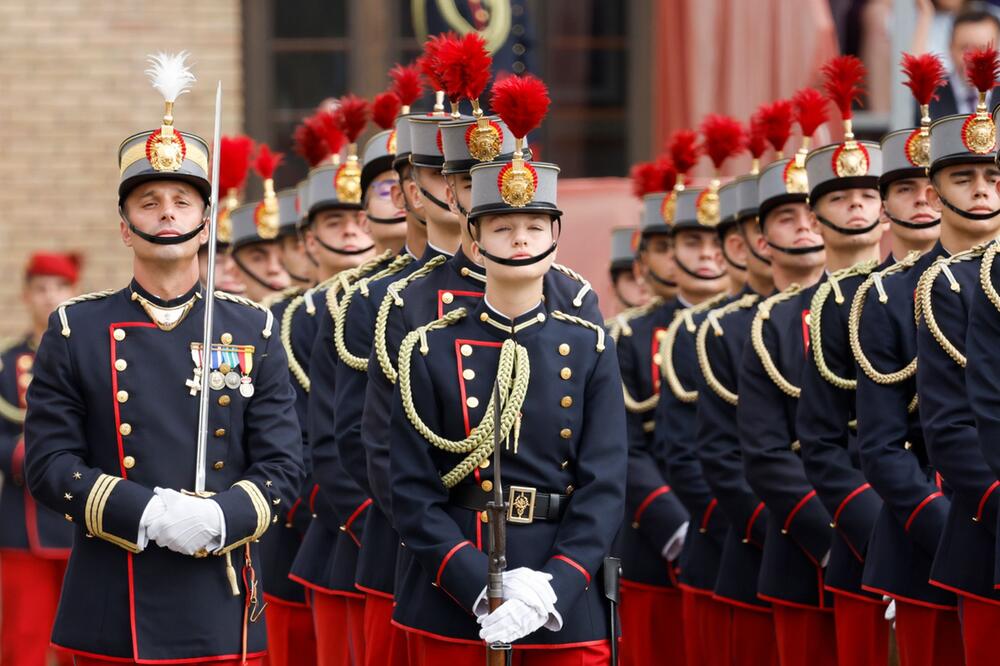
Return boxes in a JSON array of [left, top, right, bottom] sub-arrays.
[[485, 378, 512, 665]]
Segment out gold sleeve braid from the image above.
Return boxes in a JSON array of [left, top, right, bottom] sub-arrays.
[[808, 259, 879, 391], [373, 255, 449, 384], [848, 251, 922, 385], [396, 308, 531, 488], [660, 292, 730, 403], [332, 254, 415, 373], [216, 480, 272, 555], [84, 474, 140, 553], [695, 293, 761, 406], [915, 243, 991, 368], [750, 283, 804, 398]]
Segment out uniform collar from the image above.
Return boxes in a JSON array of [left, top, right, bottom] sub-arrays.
[[449, 247, 487, 286], [473, 297, 547, 340], [129, 278, 203, 308], [424, 241, 454, 259], [128, 279, 202, 331]]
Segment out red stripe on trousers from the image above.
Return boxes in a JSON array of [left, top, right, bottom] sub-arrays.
[[312, 592, 365, 666], [362, 593, 408, 666], [958, 595, 1000, 666], [619, 583, 687, 666], [405, 633, 610, 665], [263, 601, 317, 666], [895, 599, 963, 666], [772, 603, 837, 666], [831, 592, 888, 666], [681, 588, 731, 666], [0, 550, 72, 666]]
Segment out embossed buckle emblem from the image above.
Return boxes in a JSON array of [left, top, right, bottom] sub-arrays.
[[507, 486, 537, 524]]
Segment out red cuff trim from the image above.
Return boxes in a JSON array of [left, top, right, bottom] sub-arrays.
[[976, 481, 1000, 522], [308, 484, 320, 514], [285, 498, 303, 526], [634, 486, 671, 526], [343, 498, 373, 547], [10, 438, 24, 482], [699, 498, 718, 532], [783, 490, 817, 533], [832, 483, 872, 526], [905, 491, 944, 532], [552, 554, 591, 586], [745, 501, 766, 543], [436, 541, 472, 588]]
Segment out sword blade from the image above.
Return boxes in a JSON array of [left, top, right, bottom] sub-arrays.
[[194, 81, 223, 494]]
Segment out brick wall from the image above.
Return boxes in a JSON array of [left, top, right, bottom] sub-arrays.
[[0, 0, 243, 337]]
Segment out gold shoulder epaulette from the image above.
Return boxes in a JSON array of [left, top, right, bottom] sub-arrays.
[[751, 283, 804, 398], [660, 292, 729, 403], [333, 253, 416, 372], [57, 290, 117, 338], [214, 291, 274, 339], [280, 294, 310, 391], [261, 285, 303, 310], [373, 254, 449, 384], [552, 263, 593, 308], [696, 292, 760, 406], [849, 251, 922, 385], [607, 297, 662, 343], [915, 242, 992, 368], [809, 259, 879, 390], [550, 310, 606, 352]]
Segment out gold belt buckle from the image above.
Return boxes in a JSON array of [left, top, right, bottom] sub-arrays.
[[507, 486, 537, 524]]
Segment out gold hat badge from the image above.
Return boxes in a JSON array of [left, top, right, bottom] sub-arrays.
[[960, 46, 999, 155], [822, 55, 870, 178], [900, 53, 947, 167], [144, 52, 196, 173], [490, 74, 551, 207]]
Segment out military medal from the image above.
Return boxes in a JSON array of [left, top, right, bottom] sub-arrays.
[[209, 371, 226, 391], [240, 379, 255, 398], [238, 347, 255, 398], [225, 372, 241, 390]]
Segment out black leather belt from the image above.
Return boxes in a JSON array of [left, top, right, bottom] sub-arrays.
[[450, 484, 569, 524]]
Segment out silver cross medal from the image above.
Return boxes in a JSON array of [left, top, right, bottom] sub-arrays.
[[186, 366, 202, 396]]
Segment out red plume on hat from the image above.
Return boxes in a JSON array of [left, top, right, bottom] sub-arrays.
[[747, 110, 769, 173], [757, 100, 794, 158], [293, 118, 329, 168], [26, 252, 81, 285], [372, 92, 402, 131], [219, 135, 254, 208], [700, 114, 746, 173], [437, 32, 493, 118], [253, 145, 284, 239], [308, 110, 346, 164], [420, 32, 458, 114], [792, 88, 828, 144], [253, 144, 284, 183], [821, 55, 866, 148], [902, 52, 948, 153], [335, 95, 370, 148], [389, 62, 424, 114], [630, 162, 662, 199], [490, 74, 550, 158], [667, 129, 700, 191], [964, 45, 999, 112]]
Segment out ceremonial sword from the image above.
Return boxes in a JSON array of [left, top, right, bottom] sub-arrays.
[[486, 377, 512, 665]]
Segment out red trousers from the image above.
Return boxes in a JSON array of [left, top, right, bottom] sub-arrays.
[[312, 592, 365, 666], [0, 549, 72, 666], [831, 593, 888, 666], [681, 587, 730, 666], [405, 632, 611, 666], [722, 602, 779, 666], [894, 600, 963, 666], [263, 597, 317, 666], [73, 658, 262, 666], [772, 603, 837, 666], [362, 593, 408, 666], [959, 595, 1000, 666], [619, 581, 687, 666]]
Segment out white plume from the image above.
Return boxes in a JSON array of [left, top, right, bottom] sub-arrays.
[[145, 51, 196, 103]]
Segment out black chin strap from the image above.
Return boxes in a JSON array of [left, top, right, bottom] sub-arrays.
[[400, 180, 428, 226], [412, 169, 451, 212], [815, 214, 882, 236], [315, 237, 376, 256], [122, 208, 206, 246], [232, 253, 283, 292], [280, 261, 312, 285], [478, 241, 558, 267], [738, 223, 772, 266], [675, 258, 726, 282], [613, 286, 639, 309], [366, 213, 407, 224], [936, 193, 1000, 221], [883, 210, 941, 229], [721, 244, 747, 272], [647, 268, 677, 288], [766, 241, 826, 256]]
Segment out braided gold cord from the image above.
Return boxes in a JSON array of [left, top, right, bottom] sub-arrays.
[[848, 252, 921, 385], [660, 292, 730, 403], [280, 296, 310, 391], [373, 255, 449, 384], [57, 290, 116, 337], [332, 255, 416, 373], [979, 241, 1000, 315], [916, 245, 989, 368], [397, 308, 531, 487], [260, 285, 302, 310], [809, 260, 879, 390], [608, 298, 662, 343], [751, 284, 804, 398], [549, 311, 606, 352], [552, 263, 593, 308], [695, 293, 760, 406]]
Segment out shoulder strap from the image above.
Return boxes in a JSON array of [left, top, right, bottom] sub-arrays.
[[695, 293, 760, 406], [549, 310, 606, 352], [751, 283, 804, 398], [551, 263, 594, 308], [607, 298, 663, 343], [809, 259, 879, 390], [214, 291, 274, 338], [57, 290, 117, 338]]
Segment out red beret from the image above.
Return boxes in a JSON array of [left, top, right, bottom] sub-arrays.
[[25, 252, 81, 285]]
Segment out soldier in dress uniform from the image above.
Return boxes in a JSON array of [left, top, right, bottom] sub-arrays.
[[612, 153, 689, 666], [0, 252, 79, 666], [793, 57, 891, 666], [693, 136, 779, 666], [608, 226, 649, 311], [915, 48, 1000, 666], [23, 52, 304, 666], [228, 147, 292, 305], [654, 117, 738, 666], [276, 184, 317, 291], [849, 53, 963, 666], [387, 73, 626, 666], [737, 143, 831, 666], [290, 89, 420, 666]]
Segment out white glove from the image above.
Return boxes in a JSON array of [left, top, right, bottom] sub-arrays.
[[884, 597, 896, 627], [477, 568, 562, 643], [474, 568, 559, 621], [478, 598, 549, 644], [136, 495, 167, 552], [662, 521, 689, 562], [147, 487, 225, 556]]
